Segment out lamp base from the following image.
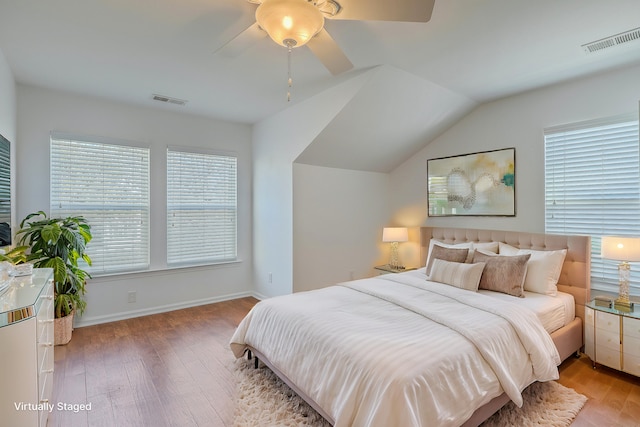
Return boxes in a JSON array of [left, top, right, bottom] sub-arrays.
[[614, 298, 634, 312]]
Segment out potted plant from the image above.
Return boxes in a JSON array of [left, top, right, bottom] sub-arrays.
[[16, 211, 92, 344]]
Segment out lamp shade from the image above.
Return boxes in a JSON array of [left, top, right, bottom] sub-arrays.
[[382, 227, 408, 243], [255, 0, 324, 48], [601, 236, 640, 262]]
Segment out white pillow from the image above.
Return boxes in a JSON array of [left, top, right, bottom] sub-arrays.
[[498, 242, 567, 296], [473, 241, 499, 254], [498, 242, 518, 255], [428, 258, 486, 292]]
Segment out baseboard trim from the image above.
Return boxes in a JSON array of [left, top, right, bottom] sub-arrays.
[[74, 291, 257, 327], [252, 292, 267, 301]]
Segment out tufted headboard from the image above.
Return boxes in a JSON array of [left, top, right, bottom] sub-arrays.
[[420, 227, 591, 322]]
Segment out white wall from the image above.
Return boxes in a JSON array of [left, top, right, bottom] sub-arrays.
[[252, 72, 371, 298], [0, 51, 16, 143], [0, 50, 16, 233], [292, 164, 391, 291], [389, 63, 640, 269], [16, 85, 253, 326]]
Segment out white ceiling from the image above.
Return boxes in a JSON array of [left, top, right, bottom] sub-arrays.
[[1, 0, 640, 171]]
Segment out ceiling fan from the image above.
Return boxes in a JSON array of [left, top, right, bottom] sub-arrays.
[[217, 0, 436, 76]]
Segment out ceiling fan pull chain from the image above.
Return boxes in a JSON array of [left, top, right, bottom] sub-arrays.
[[287, 43, 293, 102]]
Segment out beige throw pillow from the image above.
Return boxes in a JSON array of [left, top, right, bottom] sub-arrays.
[[472, 251, 531, 297], [426, 245, 470, 276], [426, 239, 498, 264], [499, 242, 567, 296], [429, 258, 486, 291], [426, 240, 472, 263]]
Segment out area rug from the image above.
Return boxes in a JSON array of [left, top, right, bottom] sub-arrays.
[[233, 358, 587, 427]]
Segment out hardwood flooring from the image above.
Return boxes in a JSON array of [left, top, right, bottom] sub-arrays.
[[47, 297, 640, 427]]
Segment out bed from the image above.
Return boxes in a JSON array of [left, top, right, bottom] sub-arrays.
[[230, 227, 591, 427]]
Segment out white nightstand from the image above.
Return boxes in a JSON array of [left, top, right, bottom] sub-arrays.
[[585, 300, 640, 376]]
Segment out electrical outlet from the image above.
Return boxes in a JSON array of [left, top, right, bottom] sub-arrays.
[[350, 271, 355, 280], [128, 291, 136, 303], [268, 272, 273, 283]]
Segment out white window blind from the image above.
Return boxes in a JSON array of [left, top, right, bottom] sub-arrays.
[[167, 148, 237, 266], [0, 136, 10, 229], [544, 114, 640, 293], [50, 134, 150, 275]]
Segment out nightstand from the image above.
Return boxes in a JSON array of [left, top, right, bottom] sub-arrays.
[[374, 265, 417, 275], [585, 300, 640, 376]]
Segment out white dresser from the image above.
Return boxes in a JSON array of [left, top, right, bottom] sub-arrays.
[[585, 301, 640, 376], [0, 268, 54, 427]]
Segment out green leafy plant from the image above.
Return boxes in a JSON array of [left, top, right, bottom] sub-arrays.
[[17, 211, 92, 318]]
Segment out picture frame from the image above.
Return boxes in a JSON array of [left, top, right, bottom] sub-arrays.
[[427, 148, 515, 217]]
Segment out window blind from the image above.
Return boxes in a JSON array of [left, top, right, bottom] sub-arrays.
[[0, 137, 10, 226], [167, 148, 237, 266], [50, 135, 150, 275], [544, 114, 640, 293]]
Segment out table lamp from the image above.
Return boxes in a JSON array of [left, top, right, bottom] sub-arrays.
[[382, 227, 408, 269], [601, 236, 640, 312]]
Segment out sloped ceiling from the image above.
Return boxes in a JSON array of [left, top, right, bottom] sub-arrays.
[[1, 1, 640, 173], [295, 65, 476, 172]]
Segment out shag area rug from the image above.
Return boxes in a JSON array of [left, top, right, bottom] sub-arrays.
[[233, 358, 587, 427]]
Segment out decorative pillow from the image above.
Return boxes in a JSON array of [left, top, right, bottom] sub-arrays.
[[499, 242, 567, 296], [429, 258, 486, 291], [426, 244, 470, 276], [472, 251, 531, 297], [426, 239, 496, 264], [464, 241, 500, 263], [426, 240, 472, 264]]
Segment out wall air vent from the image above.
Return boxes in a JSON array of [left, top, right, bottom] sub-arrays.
[[582, 27, 640, 54], [152, 94, 188, 106]]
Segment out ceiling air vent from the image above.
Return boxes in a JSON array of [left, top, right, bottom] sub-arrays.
[[152, 94, 188, 106], [582, 27, 640, 53]]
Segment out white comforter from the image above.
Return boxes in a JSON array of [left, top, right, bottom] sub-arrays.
[[230, 271, 560, 427]]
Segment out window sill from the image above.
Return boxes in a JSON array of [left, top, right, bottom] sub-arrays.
[[89, 259, 243, 282]]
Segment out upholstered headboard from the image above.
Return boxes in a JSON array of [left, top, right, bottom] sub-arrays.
[[420, 227, 591, 322]]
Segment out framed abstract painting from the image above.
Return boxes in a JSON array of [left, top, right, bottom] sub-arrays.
[[427, 148, 515, 217]]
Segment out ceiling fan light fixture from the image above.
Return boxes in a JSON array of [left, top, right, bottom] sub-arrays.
[[256, 0, 324, 48]]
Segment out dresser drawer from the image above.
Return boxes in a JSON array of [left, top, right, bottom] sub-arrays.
[[624, 316, 640, 339], [623, 332, 640, 355], [38, 368, 53, 427], [36, 281, 54, 341], [596, 310, 620, 333], [597, 345, 621, 370], [38, 317, 54, 345], [596, 327, 620, 352], [624, 351, 640, 377]]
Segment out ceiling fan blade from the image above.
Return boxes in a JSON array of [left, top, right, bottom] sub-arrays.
[[215, 22, 266, 57], [330, 0, 435, 22], [306, 29, 353, 75]]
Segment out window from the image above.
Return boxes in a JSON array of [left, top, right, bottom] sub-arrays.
[[544, 114, 640, 294], [50, 134, 150, 275], [0, 134, 10, 246], [167, 148, 237, 266]]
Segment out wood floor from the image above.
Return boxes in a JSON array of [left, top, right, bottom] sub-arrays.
[[47, 297, 640, 427]]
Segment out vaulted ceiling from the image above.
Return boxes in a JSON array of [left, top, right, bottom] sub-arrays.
[[1, 0, 639, 171]]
